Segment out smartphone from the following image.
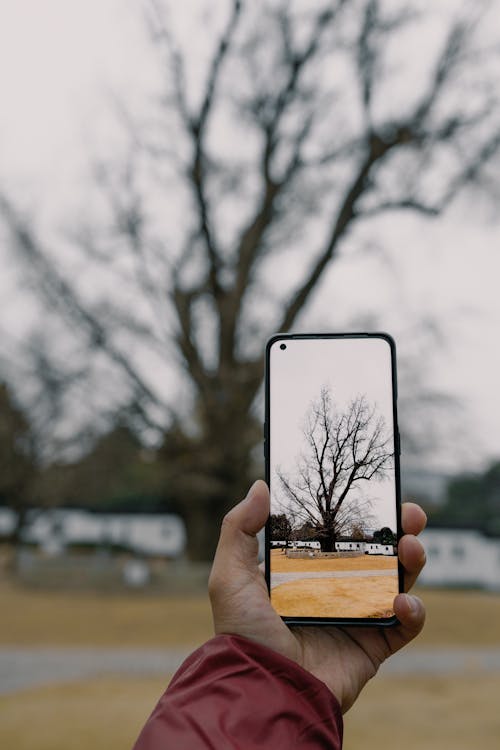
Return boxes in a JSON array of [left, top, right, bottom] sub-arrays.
[[265, 333, 402, 626]]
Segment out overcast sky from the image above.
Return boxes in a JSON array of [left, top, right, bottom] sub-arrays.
[[1, 1, 500, 473]]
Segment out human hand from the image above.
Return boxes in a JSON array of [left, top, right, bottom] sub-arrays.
[[208, 480, 426, 712]]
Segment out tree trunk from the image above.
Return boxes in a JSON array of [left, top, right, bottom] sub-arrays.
[[178, 465, 255, 562], [320, 525, 337, 553], [161, 410, 261, 562]]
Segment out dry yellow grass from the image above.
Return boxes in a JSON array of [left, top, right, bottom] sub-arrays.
[[272, 575, 398, 618], [0, 675, 168, 750], [3, 549, 500, 749], [270, 548, 397, 573], [345, 673, 500, 750], [0, 579, 213, 646], [414, 588, 500, 647], [1, 577, 500, 646], [1, 672, 499, 750]]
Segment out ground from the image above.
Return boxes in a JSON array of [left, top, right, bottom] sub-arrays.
[[270, 548, 398, 618], [2, 572, 500, 749]]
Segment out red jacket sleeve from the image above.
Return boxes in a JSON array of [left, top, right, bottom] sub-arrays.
[[133, 634, 343, 750]]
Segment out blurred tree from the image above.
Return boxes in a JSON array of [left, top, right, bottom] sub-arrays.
[[0, 383, 37, 541], [432, 460, 500, 532], [34, 423, 174, 514], [1, 1, 500, 558]]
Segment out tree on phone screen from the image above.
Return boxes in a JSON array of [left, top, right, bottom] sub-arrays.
[[276, 387, 393, 551]]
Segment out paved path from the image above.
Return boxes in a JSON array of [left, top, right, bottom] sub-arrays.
[[0, 646, 191, 695], [3, 645, 500, 695], [271, 569, 397, 589], [379, 647, 500, 676]]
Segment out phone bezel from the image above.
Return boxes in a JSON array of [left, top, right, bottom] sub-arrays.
[[264, 332, 403, 627]]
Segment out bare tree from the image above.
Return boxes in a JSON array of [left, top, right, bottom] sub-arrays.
[[277, 388, 392, 551], [1, 1, 500, 558]]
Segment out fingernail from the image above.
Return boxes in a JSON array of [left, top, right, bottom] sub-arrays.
[[244, 480, 260, 501]]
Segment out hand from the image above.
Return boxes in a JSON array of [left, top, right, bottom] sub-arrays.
[[208, 480, 426, 713]]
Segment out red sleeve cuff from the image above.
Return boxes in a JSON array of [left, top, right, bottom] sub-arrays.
[[134, 634, 343, 750]]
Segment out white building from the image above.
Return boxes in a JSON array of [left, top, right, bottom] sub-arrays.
[[419, 526, 500, 590], [271, 538, 395, 555], [270, 540, 321, 550], [335, 540, 394, 556], [17, 508, 186, 558], [0, 507, 16, 537], [364, 542, 394, 555], [335, 540, 364, 553]]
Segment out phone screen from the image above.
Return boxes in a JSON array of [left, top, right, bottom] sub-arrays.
[[265, 333, 401, 624]]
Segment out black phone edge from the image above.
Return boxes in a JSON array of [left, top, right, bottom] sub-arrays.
[[264, 332, 403, 628]]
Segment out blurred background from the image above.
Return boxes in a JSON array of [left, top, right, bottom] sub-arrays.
[[1, 1, 500, 747]]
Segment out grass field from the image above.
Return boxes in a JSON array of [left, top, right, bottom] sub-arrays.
[[270, 549, 398, 617], [0, 579, 214, 646], [0, 675, 169, 750], [1, 671, 499, 750], [272, 575, 397, 618], [344, 673, 500, 750], [2, 579, 500, 646], [270, 548, 397, 572], [2, 579, 500, 749]]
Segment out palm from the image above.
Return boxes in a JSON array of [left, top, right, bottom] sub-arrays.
[[294, 626, 394, 711]]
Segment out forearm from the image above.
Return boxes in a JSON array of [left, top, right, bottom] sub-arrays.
[[133, 634, 343, 750]]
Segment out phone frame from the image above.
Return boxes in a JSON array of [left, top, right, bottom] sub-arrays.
[[264, 332, 403, 627]]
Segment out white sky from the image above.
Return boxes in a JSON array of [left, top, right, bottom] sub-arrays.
[[1, 1, 500, 473], [0, 1, 149, 181], [269, 337, 397, 530]]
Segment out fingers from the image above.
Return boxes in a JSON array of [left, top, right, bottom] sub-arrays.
[[209, 481, 269, 598], [401, 502, 427, 536], [399, 502, 427, 591], [399, 534, 426, 591], [386, 593, 426, 654]]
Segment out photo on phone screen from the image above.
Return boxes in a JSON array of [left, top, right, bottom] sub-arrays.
[[265, 333, 401, 624]]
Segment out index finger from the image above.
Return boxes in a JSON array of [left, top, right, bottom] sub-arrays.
[[401, 502, 427, 536]]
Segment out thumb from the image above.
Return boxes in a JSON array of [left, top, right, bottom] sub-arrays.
[[223, 479, 270, 536], [387, 593, 426, 655], [210, 480, 269, 584]]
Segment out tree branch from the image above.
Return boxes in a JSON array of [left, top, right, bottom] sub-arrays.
[[188, 0, 242, 301], [217, 4, 344, 365], [0, 194, 169, 432], [170, 283, 210, 397], [278, 127, 413, 330]]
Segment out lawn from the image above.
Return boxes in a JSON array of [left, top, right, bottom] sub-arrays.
[[1, 671, 499, 750], [270, 549, 399, 618], [2, 579, 500, 749], [0, 578, 214, 646], [271, 575, 397, 618], [270, 548, 397, 573], [2, 578, 500, 646], [344, 672, 500, 750]]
